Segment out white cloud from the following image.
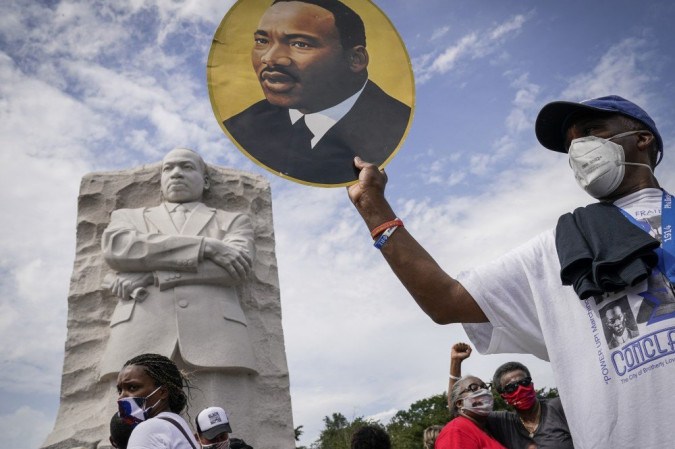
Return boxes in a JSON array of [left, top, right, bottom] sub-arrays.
[[0, 40, 97, 399], [366, 408, 398, 424], [562, 38, 655, 103], [430, 25, 451, 42], [448, 72, 542, 177], [468, 153, 493, 175], [489, 14, 528, 41], [505, 74, 541, 134], [0, 406, 55, 449], [467, 34, 661, 179], [415, 13, 531, 83], [411, 51, 435, 76], [417, 156, 466, 187], [153, 0, 236, 26], [427, 33, 478, 77], [446, 171, 467, 186], [0, 54, 104, 160]]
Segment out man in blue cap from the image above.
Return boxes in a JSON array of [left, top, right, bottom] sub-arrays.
[[347, 95, 672, 449], [535, 95, 663, 201]]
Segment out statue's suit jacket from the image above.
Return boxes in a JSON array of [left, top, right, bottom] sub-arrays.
[[99, 202, 256, 377], [224, 80, 411, 185]]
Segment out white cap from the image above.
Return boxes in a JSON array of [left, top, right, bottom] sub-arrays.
[[196, 407, 232, 439]]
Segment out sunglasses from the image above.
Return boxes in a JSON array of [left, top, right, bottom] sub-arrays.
[[500, 377, 532, 394], [459, 382, 490, 395]]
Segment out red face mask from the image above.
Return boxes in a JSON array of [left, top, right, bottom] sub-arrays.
[[501, 383, 537, 411]]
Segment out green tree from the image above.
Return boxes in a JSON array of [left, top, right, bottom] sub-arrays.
[[386, 393, 451, 449], [311, 413, 372, 449], [295, 424, 307, 449]]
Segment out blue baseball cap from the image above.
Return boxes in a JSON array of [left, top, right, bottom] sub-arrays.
[[535, 95, 663, 162]]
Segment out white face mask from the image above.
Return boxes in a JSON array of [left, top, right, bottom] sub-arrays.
[[568, 130, 653, 199], [202, 440, 230, 449], [460, 388, 494, 416]]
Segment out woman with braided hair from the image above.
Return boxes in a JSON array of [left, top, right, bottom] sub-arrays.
[[116, 353, 200, 449]]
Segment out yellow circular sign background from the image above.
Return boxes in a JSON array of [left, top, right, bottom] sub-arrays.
[[208, 0, 415, 187]]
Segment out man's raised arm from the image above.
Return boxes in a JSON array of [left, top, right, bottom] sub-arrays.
[[348, 157, 487, 324]]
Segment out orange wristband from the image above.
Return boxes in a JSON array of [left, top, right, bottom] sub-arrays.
[[370, 218, 404, 239]]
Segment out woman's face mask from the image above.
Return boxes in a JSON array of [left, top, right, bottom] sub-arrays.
[[459, 388, 494, 416], [568, 130, 653, 199], [117, 385, 162, 425], [500, 382, 537, 411]]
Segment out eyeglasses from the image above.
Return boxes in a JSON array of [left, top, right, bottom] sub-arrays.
[[500, 377, 532, 394], [459, 382, 490, 395]]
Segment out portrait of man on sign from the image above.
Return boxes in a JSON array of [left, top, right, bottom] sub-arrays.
[[208, 0, 414, 186]]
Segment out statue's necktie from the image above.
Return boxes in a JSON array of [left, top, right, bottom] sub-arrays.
[[290, 115, 314, 152], [172, 204, 187, 231]]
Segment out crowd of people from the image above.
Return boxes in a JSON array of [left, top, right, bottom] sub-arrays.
[[109, 352, 394, 449], [109, 349, 570, 449]]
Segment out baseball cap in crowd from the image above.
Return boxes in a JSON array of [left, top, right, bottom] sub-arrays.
[[535, 95, 663, 163], [196, 407, 233, 440]]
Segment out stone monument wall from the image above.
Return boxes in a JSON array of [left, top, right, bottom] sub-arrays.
[[42, 162, 294, 449]]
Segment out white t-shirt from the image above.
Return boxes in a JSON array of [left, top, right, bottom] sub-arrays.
[[460, 188, 675, 449], [127, 412, 198, 449]]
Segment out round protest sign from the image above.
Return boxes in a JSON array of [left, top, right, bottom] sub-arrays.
[[208, 0, 415, 187]]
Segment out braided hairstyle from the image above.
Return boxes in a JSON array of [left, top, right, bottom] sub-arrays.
[[123, 353, 192, 414]]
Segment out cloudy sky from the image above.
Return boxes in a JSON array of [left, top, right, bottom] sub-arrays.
[[2, 0, 675, 448]]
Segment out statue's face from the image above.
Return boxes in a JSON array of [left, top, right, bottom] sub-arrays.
[[160, 149, 209, 203]]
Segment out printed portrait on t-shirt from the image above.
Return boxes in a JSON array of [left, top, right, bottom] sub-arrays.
[[600, 297, 640, 350]]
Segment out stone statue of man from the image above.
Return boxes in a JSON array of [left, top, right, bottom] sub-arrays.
[[99, 148, 257, 376], [42, 148, 294, 449]]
